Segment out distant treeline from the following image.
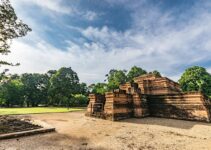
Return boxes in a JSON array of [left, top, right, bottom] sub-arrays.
[[0, 67, 88, 107], [1, 65, 211, 107]]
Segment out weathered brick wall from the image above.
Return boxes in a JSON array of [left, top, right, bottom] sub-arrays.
[[147, 92, 211, 122], [86, 94, 105, 116], [132, 93, 149, 118], [134, 74, 181, 95], [119, 82, 132, 93], [105, 91, 133, 121]]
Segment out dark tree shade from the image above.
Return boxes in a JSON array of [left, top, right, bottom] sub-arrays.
[[0, 0, 31, 65]]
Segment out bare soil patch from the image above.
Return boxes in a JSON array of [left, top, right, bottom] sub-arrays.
[[0, 111, 211, 150], [0, 116, 41, 134]]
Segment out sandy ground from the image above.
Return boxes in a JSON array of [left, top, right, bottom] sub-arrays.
[[0, 111, 211, 150]]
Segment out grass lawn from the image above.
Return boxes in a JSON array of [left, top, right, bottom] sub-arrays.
[[0, 107, 85, 115]]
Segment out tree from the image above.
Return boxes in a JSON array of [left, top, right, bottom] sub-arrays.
[[149, 70, 161, 77], [0, 79, 24, 107], [21, 73, 49, 107], [89, 83, 108, 94], [46, 70, 57, 78], [48, 67, 80, 106], [0, 69, 8, 81], [106, 69, 127, 90], [127, 66, 147, 82], [78, 82, 88, 95], [0, 0, 31, 65], [179, 66, 211, 97], [70, 94, 88, 107]]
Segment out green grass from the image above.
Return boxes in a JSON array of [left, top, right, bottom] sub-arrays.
[[0, 107, 85, 115]]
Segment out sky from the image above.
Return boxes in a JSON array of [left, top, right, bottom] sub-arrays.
[[2, 0, 211, 84]]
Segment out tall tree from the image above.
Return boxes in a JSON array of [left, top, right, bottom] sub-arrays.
[[21, 73, 49, 107], [106, 69, 127, 90], [48, 67, 80, 106], [179, 66, 211, 97], [127, 66, 147, 82], [0, 0, 31, 65], [0, 79, 24, 107]]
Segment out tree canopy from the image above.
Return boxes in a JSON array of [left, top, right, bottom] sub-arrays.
[[149, 70, 161, 77], [48, 67, 80, 106], [0, 79, 23, 107], [179, 66, 211, 97], [127, 66, 147, 82], [106, 69, 127, 90], [21, 73, 49, 107], [89, 83, 108, 94], [0, 0, 31, 66], [0, 67, 89, 107]]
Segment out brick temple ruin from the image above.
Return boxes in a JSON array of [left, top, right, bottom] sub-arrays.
[[85, 74, 211, 122]]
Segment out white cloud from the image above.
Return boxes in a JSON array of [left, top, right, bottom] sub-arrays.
[[2, 0, 211, 85], [11, 0, 73, 14]]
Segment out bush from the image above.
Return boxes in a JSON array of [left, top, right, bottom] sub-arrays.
[[70, 94, 88, 107]]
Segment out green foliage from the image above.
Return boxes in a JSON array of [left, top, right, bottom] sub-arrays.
[[149, 70, 161, 77], [21, 73, 49, 107], [0, 83, 6, 106], [48, 67, 80, 106], [0, 0, 31, 65], [127, 66, 147, 82], [70, 94, 88, 107], [89, 83, 108, 94], [0, 69, 8, 81], [106, 69, 127, 90], [179, 66, 211, 97], [46, 70, 57, 78], [0, 67, 88, 108], [78, 82, 88, 95], [0, 79, 24, 107]]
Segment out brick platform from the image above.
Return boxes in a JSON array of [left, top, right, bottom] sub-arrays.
[[86, 74, 211, 122]]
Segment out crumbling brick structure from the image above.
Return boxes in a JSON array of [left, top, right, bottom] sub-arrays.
[[86, 74, 211, 122]]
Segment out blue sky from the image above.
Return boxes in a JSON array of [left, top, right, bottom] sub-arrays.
[[2, 0, 211, 84]]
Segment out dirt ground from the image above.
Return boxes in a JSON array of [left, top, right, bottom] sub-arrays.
[[0, 111, 211, 150]]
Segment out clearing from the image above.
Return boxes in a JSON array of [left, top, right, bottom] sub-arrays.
[[0, 111, 211, 150]]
